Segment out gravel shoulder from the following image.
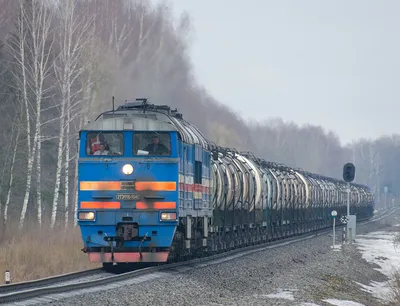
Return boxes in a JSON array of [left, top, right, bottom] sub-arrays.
[[37, 208, 400, 306]]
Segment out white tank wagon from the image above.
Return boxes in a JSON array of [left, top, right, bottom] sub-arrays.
[[209, 147, 375, 237], [210, 149, 265, 228]]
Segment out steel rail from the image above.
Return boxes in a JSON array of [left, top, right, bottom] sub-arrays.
[[0, 268, 104, 296], [0, 207, 398, 304]]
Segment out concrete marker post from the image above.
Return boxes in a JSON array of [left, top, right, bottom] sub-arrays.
[[5, 270, 10, 284], [331, 210, 337, 249]]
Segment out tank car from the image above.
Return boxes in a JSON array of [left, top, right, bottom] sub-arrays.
[[76, 98, 375, 267]]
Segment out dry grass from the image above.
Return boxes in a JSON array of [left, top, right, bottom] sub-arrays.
[[386, 232, 400, 305], [393, 232, 400, 248], [0, 221, 100, 283], [385, 269, 400, 306]]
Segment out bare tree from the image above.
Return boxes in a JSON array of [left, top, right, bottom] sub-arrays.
[[51, 0, 94, 228], [0, 120, 15, 222], [6, 0, 55, 229], [6, 2, 31, 227], [31, 0, 55, 227], [3, 106, 23, 226], [72, 28, 99, 227]]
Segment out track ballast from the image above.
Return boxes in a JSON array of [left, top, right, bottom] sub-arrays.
[[0, 207, 397, 305]]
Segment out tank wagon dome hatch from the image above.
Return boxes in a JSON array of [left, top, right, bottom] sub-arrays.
[[81, 98, 217, 151]]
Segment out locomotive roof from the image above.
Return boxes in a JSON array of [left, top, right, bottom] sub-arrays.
[[81, 98, 216, 151]]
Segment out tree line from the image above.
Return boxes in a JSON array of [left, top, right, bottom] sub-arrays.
[[0, 0, 396, 231]]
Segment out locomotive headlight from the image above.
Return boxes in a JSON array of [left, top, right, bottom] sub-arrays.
[[122, 164, 134, 175], [78, 211, 95, 220], [160, 212, 177, 221]]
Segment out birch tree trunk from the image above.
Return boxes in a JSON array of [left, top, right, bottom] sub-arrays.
[[0, 124, 14, 222], [36, 134, 42, 226], [64, 85, 71, 228], [4, 118, 21, 226], [3, 105, 23, 227], [51, 0, 94, 228], [8, 1, 33, 229], [73, 140, 79, 226], [51, 100, 65, 227]]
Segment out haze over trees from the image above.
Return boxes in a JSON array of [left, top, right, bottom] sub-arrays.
[[0, 0, 396, 231]]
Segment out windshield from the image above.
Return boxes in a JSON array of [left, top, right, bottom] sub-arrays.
[[133, 132, 171, 156], [86, 132, 124, 156]]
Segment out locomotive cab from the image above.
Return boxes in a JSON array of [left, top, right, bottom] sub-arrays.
[[77, 113, 180, 264]]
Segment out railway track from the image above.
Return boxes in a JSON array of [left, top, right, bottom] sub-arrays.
[[0, 207, 398, 305]]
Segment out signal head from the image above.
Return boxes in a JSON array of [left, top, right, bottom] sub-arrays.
[[343, 162, 355, 182]]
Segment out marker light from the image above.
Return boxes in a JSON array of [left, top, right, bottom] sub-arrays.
[[122, 164, 134, 175], [78, 211, 95, 220]]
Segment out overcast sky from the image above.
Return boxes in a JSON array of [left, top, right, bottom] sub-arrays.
[[160, 0, 400, 145]]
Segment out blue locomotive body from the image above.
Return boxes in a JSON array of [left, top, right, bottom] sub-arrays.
[[76, 99, 375, 265], [77, 115, 184, 262]]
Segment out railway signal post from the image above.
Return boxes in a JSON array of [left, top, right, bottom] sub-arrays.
[[331, 210, 337, 249], [343, 163, 356, 243], [384, 186, 388, 209]]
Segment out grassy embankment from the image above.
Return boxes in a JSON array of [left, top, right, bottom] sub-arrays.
[[0, 221, 100, 283]]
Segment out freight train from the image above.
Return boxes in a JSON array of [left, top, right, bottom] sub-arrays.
[[77, 98, 375, 268]]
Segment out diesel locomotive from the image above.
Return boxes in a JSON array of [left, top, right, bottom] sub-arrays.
[[76, 98, 375, 267]]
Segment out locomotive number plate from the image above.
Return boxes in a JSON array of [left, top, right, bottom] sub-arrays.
[[116, 193, 140, 201]]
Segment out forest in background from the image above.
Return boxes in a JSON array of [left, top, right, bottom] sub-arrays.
[[0, 0, 398, 231]]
